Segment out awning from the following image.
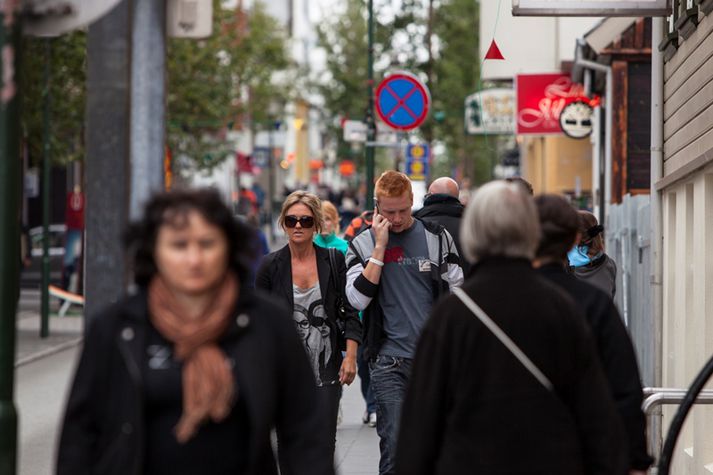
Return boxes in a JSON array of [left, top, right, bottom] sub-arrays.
[[584, 17, 639, 54]]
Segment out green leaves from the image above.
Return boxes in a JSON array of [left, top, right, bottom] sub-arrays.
[[21, 33, 87, 166], [167, 0, 292, 171], [315, 0, 494, 183]]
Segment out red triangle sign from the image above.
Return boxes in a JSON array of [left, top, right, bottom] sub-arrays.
[[485, 39, 505, 60]]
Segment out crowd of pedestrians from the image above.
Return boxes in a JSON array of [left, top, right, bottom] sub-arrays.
[[56, 172, 652, 475]]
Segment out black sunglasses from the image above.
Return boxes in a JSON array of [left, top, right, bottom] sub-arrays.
[[284, 215, 315, 229]]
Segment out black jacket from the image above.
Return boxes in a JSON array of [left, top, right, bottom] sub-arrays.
[[538, 262, 652, 470], [56, 288, 334, 475], [396, 257, 628, 475], [413, 194, 469, 273], [255, 244, 362, 349]]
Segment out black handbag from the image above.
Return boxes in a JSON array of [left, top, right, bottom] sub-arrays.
[[327, 247, 348, 350]]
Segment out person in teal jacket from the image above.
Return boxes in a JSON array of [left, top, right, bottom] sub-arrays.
[[314, 201, 349, 255]]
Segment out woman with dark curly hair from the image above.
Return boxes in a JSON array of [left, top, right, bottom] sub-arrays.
[[57, 188, 334, 475]]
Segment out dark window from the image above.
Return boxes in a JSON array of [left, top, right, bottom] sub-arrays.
[[627, 62, 652, 190]]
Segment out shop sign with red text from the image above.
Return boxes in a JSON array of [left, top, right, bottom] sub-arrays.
[[516, 73, 585, 135]]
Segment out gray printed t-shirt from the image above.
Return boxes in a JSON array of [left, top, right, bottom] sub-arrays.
[[378, 220, 433, 358], [292, 282, 337, 386]]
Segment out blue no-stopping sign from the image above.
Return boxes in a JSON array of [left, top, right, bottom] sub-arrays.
[[375, 72, 430, 131]]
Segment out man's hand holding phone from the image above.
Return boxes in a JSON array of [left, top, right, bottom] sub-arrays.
[[362, 205, 389, 285], [372, 207, 391, 249]]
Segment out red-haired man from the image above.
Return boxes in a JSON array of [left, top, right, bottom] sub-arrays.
[[345, 170, 463, 475]]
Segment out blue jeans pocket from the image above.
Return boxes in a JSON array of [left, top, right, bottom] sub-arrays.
[[370, 355, 399, 371]]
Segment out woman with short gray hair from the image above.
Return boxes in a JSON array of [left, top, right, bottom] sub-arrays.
[[395, 180, 627, 475], [460, 180, 540, 263]]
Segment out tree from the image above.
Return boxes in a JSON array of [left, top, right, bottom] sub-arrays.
[[21, 32, 87, 166], [315, 0, 497, 184], [314, 0, 370, 164], [430, 0, 495, 183], [167, 0, 292, 171]]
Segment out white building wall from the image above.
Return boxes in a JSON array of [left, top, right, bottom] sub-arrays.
[[479, 1, 599, 79], [662, 166, 713, 474]]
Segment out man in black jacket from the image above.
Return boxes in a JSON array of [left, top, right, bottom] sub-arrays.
[[413, 177, 469, 273], [533, 194, 652, 474]]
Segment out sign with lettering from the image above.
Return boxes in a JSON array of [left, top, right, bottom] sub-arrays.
[[465, 88, 515, 135], [516, 73, 584, 135]]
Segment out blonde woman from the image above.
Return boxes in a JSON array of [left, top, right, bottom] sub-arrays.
[[255, 191, 361, 463], [314, 201, 349, 255]]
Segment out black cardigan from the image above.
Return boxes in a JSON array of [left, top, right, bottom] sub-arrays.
[[56, 288, 335, 475], [396, 257, 628, 475], [255, 243, 362, 349], [538, 262, 652, 470]]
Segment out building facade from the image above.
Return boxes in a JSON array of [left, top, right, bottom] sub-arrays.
[[659, 4, 713, 473]]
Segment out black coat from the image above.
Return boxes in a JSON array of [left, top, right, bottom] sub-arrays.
[[255, 243, 362, 348], [537, 262, 652, 470], [56, 288, 334, 475], [413, 194, 469, 273], [396, 257, 628, 475]]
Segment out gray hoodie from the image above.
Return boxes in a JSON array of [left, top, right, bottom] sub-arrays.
[[573, 253, 617, 298]]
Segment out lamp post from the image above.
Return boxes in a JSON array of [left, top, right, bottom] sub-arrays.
[[40, 38, 52, 339], [267, 120, 282, 239], [0, 5, 22, 472], [365, 0, 376, 210]]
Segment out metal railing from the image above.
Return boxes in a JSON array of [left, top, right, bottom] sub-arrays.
[[642, 387, 713, 473]]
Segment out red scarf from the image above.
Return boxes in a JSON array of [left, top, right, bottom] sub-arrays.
[[148, 272, 238, 443]]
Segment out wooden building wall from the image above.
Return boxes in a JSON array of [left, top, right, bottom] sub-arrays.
[[608, 18, 652, 204]]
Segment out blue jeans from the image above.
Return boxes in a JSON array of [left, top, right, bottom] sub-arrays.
[[369, 355, 413, 475]]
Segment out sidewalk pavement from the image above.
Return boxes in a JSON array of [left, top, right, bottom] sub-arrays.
[[15, 308, 84, 368], [336, 377, 381, 475]]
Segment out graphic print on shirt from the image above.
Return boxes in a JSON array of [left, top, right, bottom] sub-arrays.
[[147, 344, 173, 370], [384, 246, 405, 264], [293, 298, 332, 386]]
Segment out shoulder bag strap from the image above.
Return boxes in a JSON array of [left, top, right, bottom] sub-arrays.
[[328, 247, 339, 288], [452, 287, 554, 392]]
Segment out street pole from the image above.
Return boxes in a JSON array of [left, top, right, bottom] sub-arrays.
[[425, 0, 434, 185], [365, 0, 376, 210], [129, 0, 166, 219], [0, 4, 22, 472], [268, 124, 275, 239], [85, 1, 132, 320], [40, 39, 51, 339]]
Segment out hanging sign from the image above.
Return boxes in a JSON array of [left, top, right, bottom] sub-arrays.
[[375, 72, 430, 131], [559, 100, 594, 139], [465, 88, 515, 135], [512, 0, 670, 16], [516, 73, 585, 135]]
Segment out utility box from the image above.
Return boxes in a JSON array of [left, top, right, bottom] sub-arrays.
[[167, 0, 213, 39]]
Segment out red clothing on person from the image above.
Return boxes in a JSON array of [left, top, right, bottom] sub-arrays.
[[66, 191, 85, 230]]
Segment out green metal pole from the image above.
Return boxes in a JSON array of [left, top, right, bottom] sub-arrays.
[[365, 0, 375, 211], [0, 6, 22, 474], [40, 39, 51, 339]]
